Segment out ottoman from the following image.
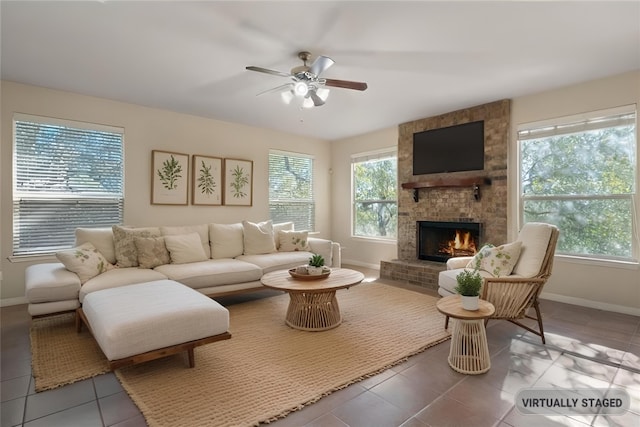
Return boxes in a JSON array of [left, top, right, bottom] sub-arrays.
[[77, 279, 231, 369]]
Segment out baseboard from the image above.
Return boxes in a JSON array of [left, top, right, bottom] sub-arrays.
[[540, 291, 640, 316], [341, 259, 381, 271], [1, 296, 28, 307]]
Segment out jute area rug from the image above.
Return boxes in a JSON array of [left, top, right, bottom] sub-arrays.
[[31, 282, 450, 427]]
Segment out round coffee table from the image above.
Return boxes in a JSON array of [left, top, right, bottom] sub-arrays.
[[436, 294, 495, 374], [260, 268, 364, 331]]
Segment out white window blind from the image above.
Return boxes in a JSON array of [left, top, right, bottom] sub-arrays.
[[268, 151, 315, 230], [13, 115, 124, 255]]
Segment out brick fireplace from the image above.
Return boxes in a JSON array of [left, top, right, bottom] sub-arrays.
[[380, 99, 510, 291]]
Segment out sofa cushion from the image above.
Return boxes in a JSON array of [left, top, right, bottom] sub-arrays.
[[25, 263, 81, 303], [75, 227, 116, 265], [112, 225, 161, 267], [79, 268, 168, 302], [164, 233, 208, 264], [466, 241, 522, 277], [242, 220, 276, 255], [154, 259, 262, 289], [134, 236, 170, 269], [209, 223, 244, 259], [160, 224, 210, 258], [55, 243, 114, 284], [278, 230, 310, 252], [236, 251, 314, 274]]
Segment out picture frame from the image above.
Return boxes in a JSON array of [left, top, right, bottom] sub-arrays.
[[223, 158, 253, 206], [191, 155, 223, 205], [151, 150, 189, 205]]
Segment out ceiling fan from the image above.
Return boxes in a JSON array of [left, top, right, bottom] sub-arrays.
[[246, 51, 367, 108]]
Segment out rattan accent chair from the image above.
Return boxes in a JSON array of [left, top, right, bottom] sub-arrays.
[[439, 223, 560, 344]]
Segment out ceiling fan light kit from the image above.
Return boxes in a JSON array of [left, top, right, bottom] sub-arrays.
[[246, 51, 367, 109]]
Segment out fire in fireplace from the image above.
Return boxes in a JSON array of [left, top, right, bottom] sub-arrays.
[[417, 221, 482, 263]]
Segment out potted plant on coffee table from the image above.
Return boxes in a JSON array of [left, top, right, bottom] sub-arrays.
[[454, 268, 483, 310], [307, 254, 326, 276]]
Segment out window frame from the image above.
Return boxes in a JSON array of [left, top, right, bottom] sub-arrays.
[[12, 113, 125, 257], [517, 105, 638, 263], [268, 149, 315, 231], [351, 147, 398, 241]]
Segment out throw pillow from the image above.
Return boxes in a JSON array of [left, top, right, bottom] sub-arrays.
[[278, 230, 310, 252], [467, 241, 523, 277], [272, 221, 294, 249], [242, 220, 276, 255], [134, 236, 171, 269], [160, 224, 211, 258], [209, 223, 244, 259], [112, 225, 161, 268], [56, 242, 114, 284], [164, 232, 208, 264]]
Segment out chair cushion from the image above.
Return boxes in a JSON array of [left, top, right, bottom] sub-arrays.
[[438, 268, 496, 295], [512, 223, 554, 278], [25, 263, 81, 303]]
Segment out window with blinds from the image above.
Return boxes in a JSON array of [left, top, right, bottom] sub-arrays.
[[518, 106, 637, 261], [268, 151, 314, 230], [352, 148, 397, 239], [13, 115, 124, 256]]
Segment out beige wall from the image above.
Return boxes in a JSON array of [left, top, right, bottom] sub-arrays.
[[330, 127, 398, 269], [1, 81, 330, 302]]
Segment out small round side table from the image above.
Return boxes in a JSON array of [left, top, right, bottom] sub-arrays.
[[436, 295, 495, 375]]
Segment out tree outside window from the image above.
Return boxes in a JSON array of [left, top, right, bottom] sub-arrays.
[[13, 115, 124, 255], [352, 150, 397, 239], [519, 108, 637, 261], [268, 151, 314, 230]]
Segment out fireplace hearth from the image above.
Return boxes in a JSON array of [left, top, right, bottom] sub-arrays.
[[417, 221, 482, 263]]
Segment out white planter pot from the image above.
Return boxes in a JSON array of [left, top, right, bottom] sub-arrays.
[[460, 295, 479, 311], [307, 266, 324, 276]]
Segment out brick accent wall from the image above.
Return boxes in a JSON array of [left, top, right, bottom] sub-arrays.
[[380, 99, 511, 290]]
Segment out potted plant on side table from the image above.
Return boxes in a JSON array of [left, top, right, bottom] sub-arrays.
[[454, 268, 483, 310], [307, 254, 326, 276]]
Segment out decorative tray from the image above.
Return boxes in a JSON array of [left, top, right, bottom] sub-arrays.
[[288, 268, 331, 280]]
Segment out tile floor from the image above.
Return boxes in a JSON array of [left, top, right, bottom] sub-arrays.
[[1, 265, 639, 427]]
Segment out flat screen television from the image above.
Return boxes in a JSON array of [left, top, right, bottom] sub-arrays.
[[412, 120, 484, 175]]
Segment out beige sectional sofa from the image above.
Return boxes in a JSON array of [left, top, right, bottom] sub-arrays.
[[25, 220, 341, 317]]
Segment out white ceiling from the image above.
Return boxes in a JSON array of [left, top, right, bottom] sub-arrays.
[[2, 1, 639, 140]]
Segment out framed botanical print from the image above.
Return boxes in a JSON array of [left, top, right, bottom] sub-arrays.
[[223, 158, 253, 206], [192, 155, 223, 205], [151, 150, 189, 205]]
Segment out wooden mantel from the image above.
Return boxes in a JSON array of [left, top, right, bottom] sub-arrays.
[[401, 175, 491, 190]]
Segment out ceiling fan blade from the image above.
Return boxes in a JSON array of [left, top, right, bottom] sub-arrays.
[[308, 55, 335, 76], [324, 78, 368, 91], [256, 83, 292, 97], [245, 66, 291, 78], [309, 90, 325, 107]]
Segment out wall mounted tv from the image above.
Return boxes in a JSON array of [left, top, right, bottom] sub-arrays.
[[413, 120, 485, 175]]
